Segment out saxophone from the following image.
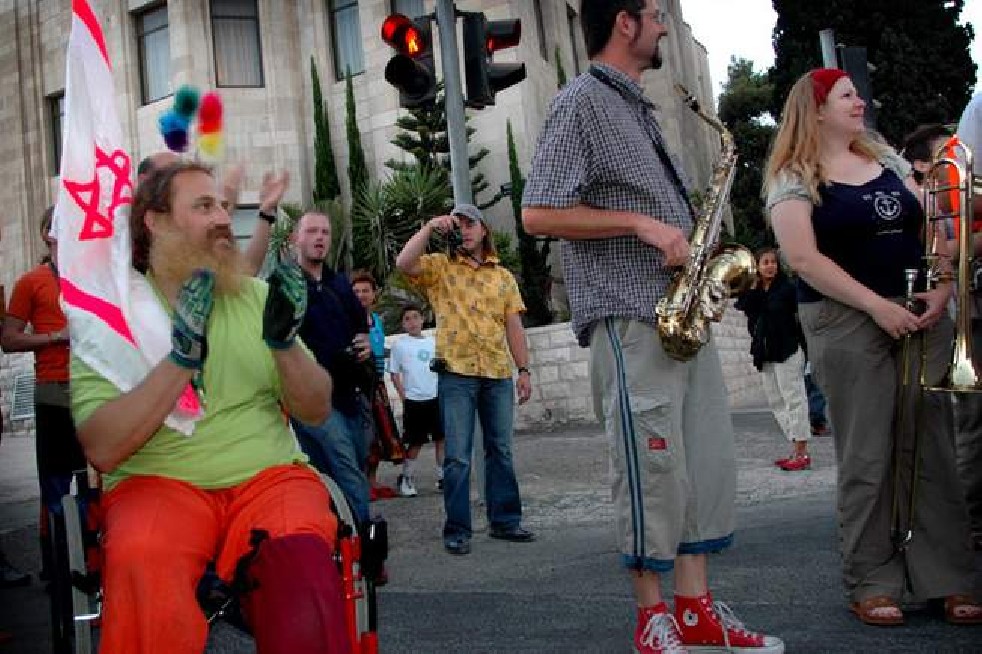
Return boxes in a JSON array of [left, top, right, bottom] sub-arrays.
[[655, 84, 756, 361]]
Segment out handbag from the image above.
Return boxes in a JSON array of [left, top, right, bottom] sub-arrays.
[[369, 381, 405, 464]]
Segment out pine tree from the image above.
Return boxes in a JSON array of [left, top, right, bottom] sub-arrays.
[[507, 119, 553, 326], [310, 57, 340, 202], [770, 0, 976, 145], [555, 45, 568, 89], [345, 69, 370, 206], [386, 83, 496, 209]]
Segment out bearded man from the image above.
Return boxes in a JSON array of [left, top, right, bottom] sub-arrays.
[[70, 161, 350, 654]]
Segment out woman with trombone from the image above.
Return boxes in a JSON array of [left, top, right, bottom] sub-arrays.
[[763, 67, 981, 627]]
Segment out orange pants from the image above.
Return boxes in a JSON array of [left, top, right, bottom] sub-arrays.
[[98, 464, 338, 654]]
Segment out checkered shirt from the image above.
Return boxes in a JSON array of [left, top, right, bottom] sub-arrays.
[[522, 63, 695, 346]]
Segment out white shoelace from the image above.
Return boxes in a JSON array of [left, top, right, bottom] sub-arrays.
[[713, 600, 756, 647], [638, 612, 686, 653]]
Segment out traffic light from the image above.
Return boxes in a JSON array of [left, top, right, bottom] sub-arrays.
[[838, 46, 879, 129], [381, 13, 437, 109], [462, 12, 526, 109]]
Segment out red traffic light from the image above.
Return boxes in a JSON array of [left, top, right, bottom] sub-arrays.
[[381, 13, 426, 57], [485, 19, 521, 53]]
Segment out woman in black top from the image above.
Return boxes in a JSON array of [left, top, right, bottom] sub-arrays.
[[764, 68, 980, 627], [736, 247, 812, 471]]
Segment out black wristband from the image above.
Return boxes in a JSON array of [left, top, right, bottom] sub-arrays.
[[518, 366, 531, 376], [259, 210, 276, 225]]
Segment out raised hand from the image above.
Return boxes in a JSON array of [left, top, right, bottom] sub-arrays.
[[263, 260, 307, 349], [259, 170, 290, 215], [170, 269, 215, 370]]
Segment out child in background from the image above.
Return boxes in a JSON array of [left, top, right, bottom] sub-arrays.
[[389, 304, 444, 497]]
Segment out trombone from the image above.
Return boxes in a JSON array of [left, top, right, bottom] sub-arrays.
[[921, 135, 982, 392]]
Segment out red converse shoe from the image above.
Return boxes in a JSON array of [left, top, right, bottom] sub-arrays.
[[675, 593, 785, 653], [634, 603, 686, 654]]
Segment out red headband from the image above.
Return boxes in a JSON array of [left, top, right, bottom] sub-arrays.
[[810, 68, 849, 105]]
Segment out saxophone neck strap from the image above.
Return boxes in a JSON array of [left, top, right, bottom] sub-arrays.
[[588, 65, 695, 220]]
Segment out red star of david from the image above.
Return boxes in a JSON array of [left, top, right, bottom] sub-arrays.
[[63, 146, 133, 241]]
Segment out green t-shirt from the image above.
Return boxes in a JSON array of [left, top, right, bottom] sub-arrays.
[[71, 277, 308, 491]]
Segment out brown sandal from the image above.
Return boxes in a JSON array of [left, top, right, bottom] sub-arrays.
[[850, 596, 904, 626], [944, 595, 982, 625]]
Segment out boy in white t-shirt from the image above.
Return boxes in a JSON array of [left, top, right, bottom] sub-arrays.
[[389, 304, 444, 497]]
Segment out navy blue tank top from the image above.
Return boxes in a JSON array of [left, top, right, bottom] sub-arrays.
[[798, 168, 924, 302]]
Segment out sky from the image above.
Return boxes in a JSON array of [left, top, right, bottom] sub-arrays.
[[680, 0, 982, 100]]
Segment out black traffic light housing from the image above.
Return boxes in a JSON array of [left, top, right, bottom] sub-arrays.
[[462, 12, 527, 109], [382, 13, 437, 109], [838, 46, 878, 129]]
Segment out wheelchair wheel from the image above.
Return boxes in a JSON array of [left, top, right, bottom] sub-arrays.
[[48, 473, 100, 654]]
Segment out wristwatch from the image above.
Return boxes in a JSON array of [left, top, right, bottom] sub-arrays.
[[259, 210, 277, 225], [517, 366, 531, 376]]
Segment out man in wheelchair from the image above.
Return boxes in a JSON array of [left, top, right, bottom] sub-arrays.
[[69, 161, 351, 654]]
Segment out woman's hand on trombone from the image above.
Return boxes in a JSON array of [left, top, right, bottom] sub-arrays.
[[867, 296, 922, 339], [914, 283, 953, 331]]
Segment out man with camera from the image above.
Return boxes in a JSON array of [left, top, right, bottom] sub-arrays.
[[396, 203, 534, 556], [290, 211, 373, 529]]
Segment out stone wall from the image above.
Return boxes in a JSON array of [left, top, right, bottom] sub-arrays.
[[0, 352, 33, 439]]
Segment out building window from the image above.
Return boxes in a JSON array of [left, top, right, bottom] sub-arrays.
[[136, 5, 171, 104], [49, 93, 65, 176], [533, 0, 548, 60], [330, 0, 365, 80], [231, 205, 259, 246], [211, 0, 264, 87], [567, 5, 581, 75], [391, 0, 424, 17]]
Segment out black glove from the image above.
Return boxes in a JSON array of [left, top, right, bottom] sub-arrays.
[[169, 269, 215, 370], [263, 260, 307, 349]]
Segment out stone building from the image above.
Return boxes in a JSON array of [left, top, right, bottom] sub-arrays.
[[1, 0, 741, 432]]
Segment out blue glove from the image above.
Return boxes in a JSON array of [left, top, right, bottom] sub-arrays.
[[169, 269, 214, 370]]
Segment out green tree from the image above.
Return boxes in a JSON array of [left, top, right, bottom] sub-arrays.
[[310, 58, 340, 202], [345, 70, 370, 206], [386, 84, 497, 210], [717, 57, 776, 251], [506, 120, 553, 326], [555, 45, 568, 89], [770, 0, 976, 145]]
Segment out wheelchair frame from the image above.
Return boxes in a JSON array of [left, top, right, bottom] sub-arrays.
[[48, 470, 380, 654]]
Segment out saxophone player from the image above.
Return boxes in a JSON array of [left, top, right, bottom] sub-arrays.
[[523, 2, 783, 652], [765, 69, 981, 626]]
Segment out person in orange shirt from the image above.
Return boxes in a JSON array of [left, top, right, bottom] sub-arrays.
[[1, 207, 86, 578]]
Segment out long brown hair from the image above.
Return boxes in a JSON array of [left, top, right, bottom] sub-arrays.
[[763, 72, 891, 206], [129, 161, 213, 273]]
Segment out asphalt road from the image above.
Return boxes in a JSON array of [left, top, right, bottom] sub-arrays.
[[1, 412, 980, 653]]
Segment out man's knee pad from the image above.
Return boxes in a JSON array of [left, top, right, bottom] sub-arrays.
[[243, 533, 351, 654]]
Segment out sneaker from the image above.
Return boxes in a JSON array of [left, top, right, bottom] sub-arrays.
[[397, 474, 418, 497], [779, 455, 811, 472], [676, 593, 784, 653], [371, 484, 399, 500], [0, 562, 30, 588], [436, 466, 444, 491], [811, 423, 831, 436], [635, 604, 686, 654], [444, 537, 471, 556]]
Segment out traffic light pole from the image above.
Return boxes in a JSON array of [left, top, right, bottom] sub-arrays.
[[435, 0, 473, 204]]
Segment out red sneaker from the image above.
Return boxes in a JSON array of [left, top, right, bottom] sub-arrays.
[[634, 603, 686, 653], [675, 593, 785, 653], [779, 455, 811, 472]]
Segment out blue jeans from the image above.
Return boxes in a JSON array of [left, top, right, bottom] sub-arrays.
[[439, 373, 523, 542], [292, 406, 370, 526], [805, 372, 827, 427]]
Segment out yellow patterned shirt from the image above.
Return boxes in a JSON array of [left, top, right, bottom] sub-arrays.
[[410, 253, 525, 379]]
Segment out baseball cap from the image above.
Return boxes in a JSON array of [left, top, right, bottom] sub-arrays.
[[451, 203, 485, 224]]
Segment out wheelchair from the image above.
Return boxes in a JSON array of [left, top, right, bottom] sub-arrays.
[[46, 469, 383, 654]]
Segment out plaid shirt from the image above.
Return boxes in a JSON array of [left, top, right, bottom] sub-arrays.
[[523, 63, 695, 345]]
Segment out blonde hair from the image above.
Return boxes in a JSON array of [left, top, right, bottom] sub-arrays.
[[763, 72, 892, 205]]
